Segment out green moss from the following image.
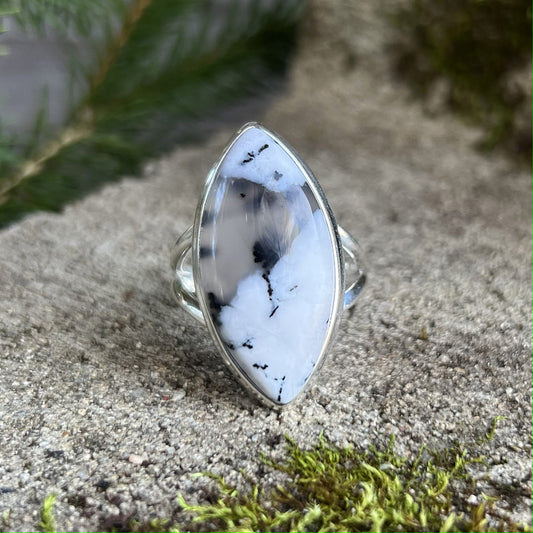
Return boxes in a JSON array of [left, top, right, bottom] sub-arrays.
[[391, 0, 531, 164], [37, 419, 532, 533], [177, 421, 530, 532], [39, 494, 57, 533], [1, 509, 12, 532], [128, 517, 181, 532]]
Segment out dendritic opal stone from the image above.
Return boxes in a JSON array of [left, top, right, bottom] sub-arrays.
[[195, 123, 341, 405]]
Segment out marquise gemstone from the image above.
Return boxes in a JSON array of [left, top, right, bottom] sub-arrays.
[[196, 124, 340, 404]]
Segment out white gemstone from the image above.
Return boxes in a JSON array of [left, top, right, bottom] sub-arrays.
[[196, 124, 340, 404]]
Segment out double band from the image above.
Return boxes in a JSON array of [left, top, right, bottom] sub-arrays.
[[169, 122, 366, 406]]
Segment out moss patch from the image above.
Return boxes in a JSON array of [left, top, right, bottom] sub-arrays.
[[37, 419, 531, 532], [177, 428, 529, 532], [39, 494, 57, 533]]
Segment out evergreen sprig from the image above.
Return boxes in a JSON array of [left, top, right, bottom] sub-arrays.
[[0, 0, 304, 227]]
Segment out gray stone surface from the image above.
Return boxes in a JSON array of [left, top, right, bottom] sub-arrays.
[[0, 1, 531, 531]]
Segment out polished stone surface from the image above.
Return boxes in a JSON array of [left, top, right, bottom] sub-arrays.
[[197, 125, 338, 403]]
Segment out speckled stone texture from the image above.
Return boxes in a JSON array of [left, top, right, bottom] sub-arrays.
[[0, 1, 531, 530]]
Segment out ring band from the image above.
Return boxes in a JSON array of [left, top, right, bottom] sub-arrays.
[[170, 122, 366, 406]]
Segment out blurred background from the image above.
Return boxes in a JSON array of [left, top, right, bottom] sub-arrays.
[[0, 0, 530, 228]]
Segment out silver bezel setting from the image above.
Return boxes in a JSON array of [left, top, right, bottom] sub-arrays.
[[191, 122, 345, 407]]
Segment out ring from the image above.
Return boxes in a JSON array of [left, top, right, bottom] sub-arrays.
[[170, 122, 366, 406]]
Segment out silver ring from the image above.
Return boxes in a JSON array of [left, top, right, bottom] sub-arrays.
[[170, 122, 366, 406]]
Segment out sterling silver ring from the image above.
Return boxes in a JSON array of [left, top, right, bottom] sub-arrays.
[[170, 122, 366, 406]]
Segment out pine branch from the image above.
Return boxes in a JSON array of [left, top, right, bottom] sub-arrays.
[[0, 0, 156, 199], [88, 0, 152, 93], [0, 0, 304, 227]]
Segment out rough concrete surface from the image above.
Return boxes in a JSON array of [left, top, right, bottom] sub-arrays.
[[0, 2, 531, 531]]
